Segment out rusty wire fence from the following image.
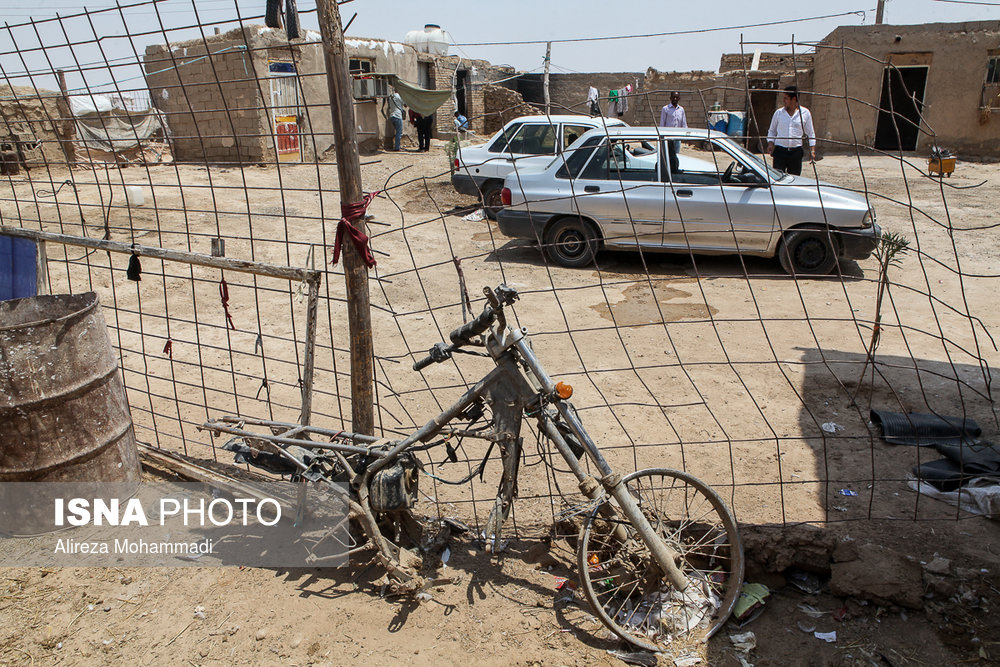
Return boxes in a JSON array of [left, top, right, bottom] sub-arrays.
[[1, 3, 997, 538]]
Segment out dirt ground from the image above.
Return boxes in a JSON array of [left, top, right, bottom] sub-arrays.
[[3, 141, 1000, 665]]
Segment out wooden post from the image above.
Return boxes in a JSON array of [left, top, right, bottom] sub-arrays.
[[55, 69, 76, 166], [875, 0, 885, 24], [314, 0, 376, 436], [543, 42, 551, 115]]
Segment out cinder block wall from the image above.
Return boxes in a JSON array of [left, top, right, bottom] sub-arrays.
[[517, 72, 646, 125], [144, 33, 266, 163]]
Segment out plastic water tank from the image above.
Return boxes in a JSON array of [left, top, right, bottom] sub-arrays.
[[727, 111, 745, 137], [708, 112, 729, 134], [404, 24, 449, 55]]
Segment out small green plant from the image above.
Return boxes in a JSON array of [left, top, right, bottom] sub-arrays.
[[853, 230, 910, 404], [446, 135, 460, 175]]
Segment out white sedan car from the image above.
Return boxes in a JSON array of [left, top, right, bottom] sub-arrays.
[[451, 115, 626, 218], [498, 127, 880, 275]]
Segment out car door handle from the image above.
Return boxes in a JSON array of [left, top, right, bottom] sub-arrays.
[[584, 185, 600, 193], [676, 189, 693, 197]]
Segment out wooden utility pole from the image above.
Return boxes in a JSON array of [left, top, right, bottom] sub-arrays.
[[315, 0, 375, 436], [55, 69, 76, 166], [875, 0, 885, 24], [543, 42, 552, 115]]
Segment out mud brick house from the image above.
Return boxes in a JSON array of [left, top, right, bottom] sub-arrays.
[[812, 20, 1000, 157], [143, 26, 521, 162]]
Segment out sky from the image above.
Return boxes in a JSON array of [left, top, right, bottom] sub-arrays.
[[1, 0, 997, 94]]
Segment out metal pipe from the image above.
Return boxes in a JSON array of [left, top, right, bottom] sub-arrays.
[[0, 226, 321, 283]]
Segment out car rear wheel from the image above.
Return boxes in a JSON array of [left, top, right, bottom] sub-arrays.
[[482, 182, 504, 220], [545, 217, 598, 268], [778, 229, 838, 276]]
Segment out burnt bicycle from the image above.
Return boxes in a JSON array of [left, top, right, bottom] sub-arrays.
[[203, 285, 743, 650]]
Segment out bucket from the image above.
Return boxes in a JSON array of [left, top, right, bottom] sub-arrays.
[[125, 185, 144, 207], [0, 292, 141, 534], [727, 112, 745, 137], [708, 112, 728, 133]]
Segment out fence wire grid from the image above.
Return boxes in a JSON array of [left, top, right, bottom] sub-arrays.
[[1, 3, 997, 538]]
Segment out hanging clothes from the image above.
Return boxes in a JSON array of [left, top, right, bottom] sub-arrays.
[[587, 87, 600, 117], [607, 89, 620, 116], [620, 85, 631, 115]]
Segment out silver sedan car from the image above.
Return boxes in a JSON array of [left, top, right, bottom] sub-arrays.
[[497, 127, 880, 274]]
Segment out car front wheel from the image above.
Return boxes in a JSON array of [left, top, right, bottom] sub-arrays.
[[545, 217, 598, 268], [778, 229, 838, 275]]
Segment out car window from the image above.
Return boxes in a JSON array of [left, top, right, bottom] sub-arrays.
[[555, 136, 603, 179], [579, 139, 660, 182], [666, 139, 768, 186], [487, 123, 524, 153], [562, 124, 591, 149], [666, 139, 726, 185], [504, 124, 557, 155]]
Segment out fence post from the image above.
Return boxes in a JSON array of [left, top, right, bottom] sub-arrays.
[[55, 69, 76, 166], [314, 0, 375, 436]]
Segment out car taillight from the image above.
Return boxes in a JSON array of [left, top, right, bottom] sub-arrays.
[[454, 158, 460, 169], [501, 187, 511, 206]]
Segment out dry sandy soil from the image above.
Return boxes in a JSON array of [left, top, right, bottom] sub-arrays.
[[2, 142, 1000, 665]]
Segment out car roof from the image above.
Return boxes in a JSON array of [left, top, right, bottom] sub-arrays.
[[505, 115, 627, 126], [577, 126, 727, 139]]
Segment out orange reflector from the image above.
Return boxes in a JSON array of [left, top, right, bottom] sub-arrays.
[[555, 382, 573, 399], [588, 553, 600, 566]]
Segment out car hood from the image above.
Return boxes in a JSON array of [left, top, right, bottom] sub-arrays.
[[776, 174, 871, 213]]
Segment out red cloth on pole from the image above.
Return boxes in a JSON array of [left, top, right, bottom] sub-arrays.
[[332, 191, 380, 268]]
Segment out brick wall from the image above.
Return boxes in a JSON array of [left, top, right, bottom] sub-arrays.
[[144, 32, 266, 163], [482, 84, 539, 135], [719, 52, 815, 73], [429, 56, 516, 137], [516, 72, 646, 125]]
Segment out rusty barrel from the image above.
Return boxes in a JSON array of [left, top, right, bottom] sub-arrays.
[[0, 292, 141, 534]]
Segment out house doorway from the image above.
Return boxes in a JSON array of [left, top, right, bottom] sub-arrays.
[[456, 69, 468, 117], [746, 78, 780, 154], [874, 65, 929, 152], [268, 61, 301, 163]]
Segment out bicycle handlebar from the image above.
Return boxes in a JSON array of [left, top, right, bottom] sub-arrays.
[[412, 285, 520, 371], [449, 304, 495, 346]]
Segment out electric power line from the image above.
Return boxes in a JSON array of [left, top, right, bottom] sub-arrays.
[[451, 9, 871, 47]]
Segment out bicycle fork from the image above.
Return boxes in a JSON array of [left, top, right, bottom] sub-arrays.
[[515, 336, 690, 593]]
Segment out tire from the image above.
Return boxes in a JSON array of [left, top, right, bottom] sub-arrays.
[[481, 182, 504, 221], [577, 468, 744, 652], [544, 217, 598, 268], [778, 228, 839, 276]]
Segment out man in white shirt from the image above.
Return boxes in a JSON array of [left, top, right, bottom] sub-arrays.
[[660, 92, 686, 154], [766, 86, 816, 176], [659, 92, 687, 128]]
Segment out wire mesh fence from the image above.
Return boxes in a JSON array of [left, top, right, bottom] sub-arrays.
[[1, 4, 997, 540]]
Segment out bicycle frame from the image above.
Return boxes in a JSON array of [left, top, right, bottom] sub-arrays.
[[202, 292, 690, 593]]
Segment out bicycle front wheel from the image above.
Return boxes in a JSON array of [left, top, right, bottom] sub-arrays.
[[577, 468, 743, 651]]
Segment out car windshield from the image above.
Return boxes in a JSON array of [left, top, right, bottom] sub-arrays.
[[716, 137, 787, 182]]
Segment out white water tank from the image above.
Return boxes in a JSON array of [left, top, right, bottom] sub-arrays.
[[404, 24, 449, 56]]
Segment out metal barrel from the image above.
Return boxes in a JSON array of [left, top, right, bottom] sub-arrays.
[[0, 292, 141, 534]]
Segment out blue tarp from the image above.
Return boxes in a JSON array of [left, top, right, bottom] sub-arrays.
[[0, 235, 38, 301]]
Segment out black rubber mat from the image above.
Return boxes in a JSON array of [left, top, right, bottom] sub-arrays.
[[870, 409, 982, 446], [935, 441, 1000, 472], [913, 458, 979, 492]]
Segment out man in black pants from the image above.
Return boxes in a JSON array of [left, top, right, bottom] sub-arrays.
[[766, 86, 816, 176], [416, 113, 434, 152]]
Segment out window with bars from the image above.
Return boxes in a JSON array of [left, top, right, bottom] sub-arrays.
[[983, 54, 1000, 109], [349, 58, 388, 99]]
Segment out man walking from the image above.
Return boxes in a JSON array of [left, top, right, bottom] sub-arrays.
[[766, 86, 816, 176], [388, 91, 405, 151]]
